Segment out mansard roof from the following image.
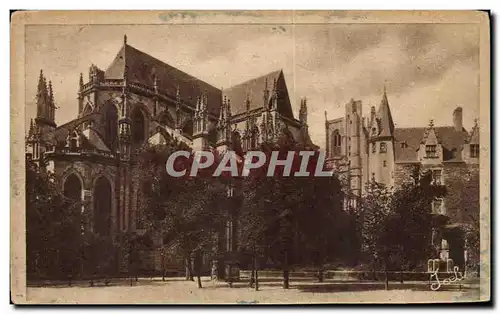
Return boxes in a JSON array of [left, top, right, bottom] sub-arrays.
[[223, 69, 295, 119], [105, 43, 222, 116], [394, 126, 469, 163]]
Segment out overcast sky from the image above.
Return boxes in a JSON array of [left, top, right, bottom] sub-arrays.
[[25, 22, 479, 149]]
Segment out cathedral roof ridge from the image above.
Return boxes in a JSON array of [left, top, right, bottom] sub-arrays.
[[225, 69, 282, 90], [104, 42, 222, 116]]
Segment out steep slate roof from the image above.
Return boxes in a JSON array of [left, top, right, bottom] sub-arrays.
[[105, 43, 222, 116], [223, 70, 295, 119], [377, 89, 395, 137], [394, 126, 469, 163]]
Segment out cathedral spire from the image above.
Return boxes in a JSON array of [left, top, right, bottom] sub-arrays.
[[34, 69, 57, 131], [271, 77, 278, 110], [36, 70, 46, 118], [27, 118, 36, 142], [263, 77, 270, 108], [79, 72, 84, 91], [299, 97, 307, 124], [48, 80, 55, 121]]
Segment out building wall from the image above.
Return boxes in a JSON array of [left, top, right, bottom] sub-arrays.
[[54, 158, 119, 233], [442, 163, 480, 225], [367, 139, 395, 189], [394, 163, 419, 187]]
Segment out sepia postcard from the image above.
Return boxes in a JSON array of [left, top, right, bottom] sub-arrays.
[[10, 10, 491, 304]]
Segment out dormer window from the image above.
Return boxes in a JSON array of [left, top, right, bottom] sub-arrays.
[[380, 142, 387, 153], [470, 144, 479, 158], [425, 145, 437, 158]]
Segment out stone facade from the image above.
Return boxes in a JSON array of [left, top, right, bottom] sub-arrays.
[[325, 88, 480, 271], [26, 36, 315, 273]]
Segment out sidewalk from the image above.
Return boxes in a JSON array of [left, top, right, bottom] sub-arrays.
[[26, 276, 482, 304]]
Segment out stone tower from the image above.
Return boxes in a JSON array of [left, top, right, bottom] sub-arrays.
[[368, 86, 395, 188], [345, 99, 363, 204], [28, 70, 57, 164], [34, 69, 57, 136]]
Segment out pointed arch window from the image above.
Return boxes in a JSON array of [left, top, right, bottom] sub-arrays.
[[251, 126, 259, 149], [132, 108, 146, 145], [105, 104, 118, 150], [68, 131, 80, 151], [470, 144, 479, 158], [331, 129, 341, 157]]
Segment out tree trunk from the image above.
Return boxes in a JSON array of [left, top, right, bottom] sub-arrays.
[[283, 251, 289, 289], [197, 274, 203, 288], [318, 263, 324, 283], [383, 259, 389, 290], [254, 253, 259, 291], [250, 258, 255, 288], [185, 256, 194, 281], [194, 254, 202, 288]]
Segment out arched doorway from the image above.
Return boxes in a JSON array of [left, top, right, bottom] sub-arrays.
[[63, 174, 82, 201], [131, 108, 146, 146], [93, 176, 112, 236]]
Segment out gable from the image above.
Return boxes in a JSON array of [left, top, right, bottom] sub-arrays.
[[223, 70, 295, 119], [423, 128, 439, 145]]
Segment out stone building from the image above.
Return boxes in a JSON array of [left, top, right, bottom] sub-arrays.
[[325, 88, 480, 271], [25, 36, 315, 273]]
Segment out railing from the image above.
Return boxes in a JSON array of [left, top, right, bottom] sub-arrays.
[[101, 79, 123, 87], [55, 147, 115, 158]]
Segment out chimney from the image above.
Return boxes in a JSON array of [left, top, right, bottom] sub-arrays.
[[453, 107, 463, 131]]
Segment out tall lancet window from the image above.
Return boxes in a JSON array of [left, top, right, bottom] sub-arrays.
[[105, 104, 118, 150], [331, 129, 341, 157], [131, 108, 146, 145]]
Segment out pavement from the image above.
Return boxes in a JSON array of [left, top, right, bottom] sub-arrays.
[[24, 276, 484, 304]]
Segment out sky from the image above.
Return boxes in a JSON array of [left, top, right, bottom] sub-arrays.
[[25, 22, 479, 149]]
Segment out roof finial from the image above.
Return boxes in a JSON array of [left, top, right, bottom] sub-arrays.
[[383, 84, 387, 95], [324, 110, 328, 122], [474, 118, 478, 127], [429, 119, 434, 128], [124, 34, 127, 45]]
